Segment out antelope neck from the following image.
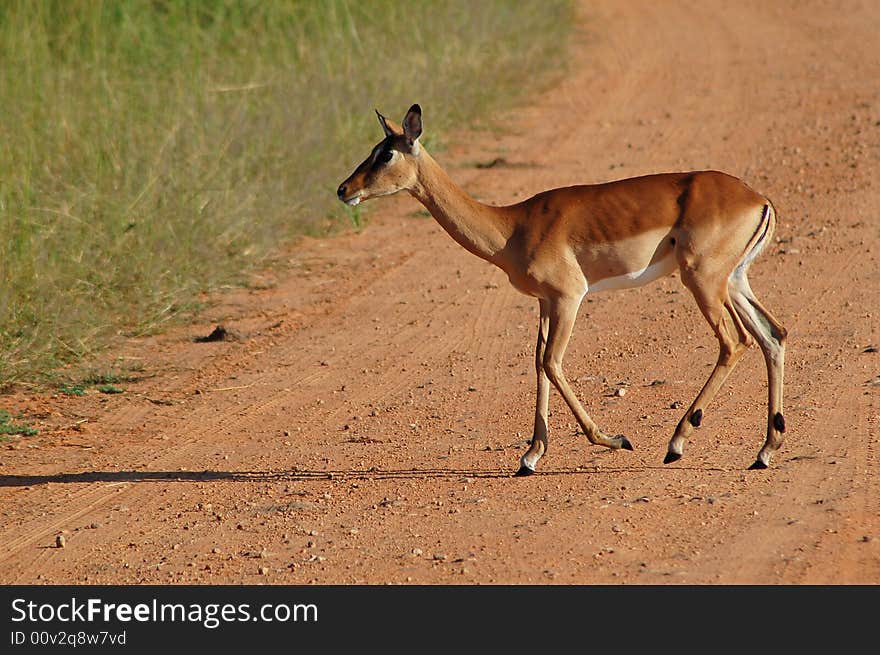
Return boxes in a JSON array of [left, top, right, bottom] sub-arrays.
[[408, 150, 513, 264]]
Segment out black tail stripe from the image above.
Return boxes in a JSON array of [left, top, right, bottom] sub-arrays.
[[752, 204, 771, 251]]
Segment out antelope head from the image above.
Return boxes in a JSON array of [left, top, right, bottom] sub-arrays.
[[337, 104, 423, 206]]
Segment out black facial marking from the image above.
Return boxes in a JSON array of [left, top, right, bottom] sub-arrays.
[[689, 409, 703, 427], [773, 412, 786, 433], [369, 140, 395, 166]]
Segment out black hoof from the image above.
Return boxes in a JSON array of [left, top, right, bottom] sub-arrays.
[[617, 435, 634, 451], [748, 459, 768, 470], [663, 451, 682, 464], [514, 465, 535, 477]]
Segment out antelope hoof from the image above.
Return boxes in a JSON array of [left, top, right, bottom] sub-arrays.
[[616, 435, 634, 451], [663, 451, 682, 464], [514, 465, 536, 477], [748, 459, 768, 470]]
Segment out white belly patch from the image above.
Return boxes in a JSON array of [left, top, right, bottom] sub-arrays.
[[586, 254, 676, 293]]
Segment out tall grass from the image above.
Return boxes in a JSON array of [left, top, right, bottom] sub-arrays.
[[0, 0, 573, 387]]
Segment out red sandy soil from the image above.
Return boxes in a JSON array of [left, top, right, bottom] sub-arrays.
[[1, 0, 878, 585]]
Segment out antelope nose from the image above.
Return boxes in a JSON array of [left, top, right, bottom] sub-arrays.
[[336, 183, 347, 199]]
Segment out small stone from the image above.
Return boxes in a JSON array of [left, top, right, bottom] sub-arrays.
[[411, 548, 423, 556], [615, 387, 627, 397], [259, 567, 269, 575], [56, 535, 66, 548], [433, 553, 447, 561]]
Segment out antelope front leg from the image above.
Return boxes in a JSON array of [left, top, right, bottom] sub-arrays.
[[544, 297, 633, 453], [517, 300, 551, 476]]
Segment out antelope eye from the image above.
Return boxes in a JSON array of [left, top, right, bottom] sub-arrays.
[[378, 149, 394, 163]]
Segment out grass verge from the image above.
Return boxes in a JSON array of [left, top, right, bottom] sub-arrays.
[[0, 0, 573, 388]]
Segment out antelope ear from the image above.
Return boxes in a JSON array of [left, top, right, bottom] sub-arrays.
[[402, 104, 422, 146], [376, 109, 397, 137]]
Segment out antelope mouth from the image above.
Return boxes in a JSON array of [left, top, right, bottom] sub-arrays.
[[344, 195, 362, 207]]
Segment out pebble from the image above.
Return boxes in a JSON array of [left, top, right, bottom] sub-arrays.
[[56, 535, 66, 548]]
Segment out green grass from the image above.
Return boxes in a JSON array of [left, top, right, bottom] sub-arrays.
[[0, 0, 573, 388], [59, 384, 87, 397], [59, 364, 142, 395], [0, 410, 38, 438], [95, 384, 124, 395]]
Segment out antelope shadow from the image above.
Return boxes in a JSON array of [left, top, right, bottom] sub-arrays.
[[0, 463, 714, 488]]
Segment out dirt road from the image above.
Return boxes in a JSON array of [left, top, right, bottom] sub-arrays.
[[2, 0, 878, 585]]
